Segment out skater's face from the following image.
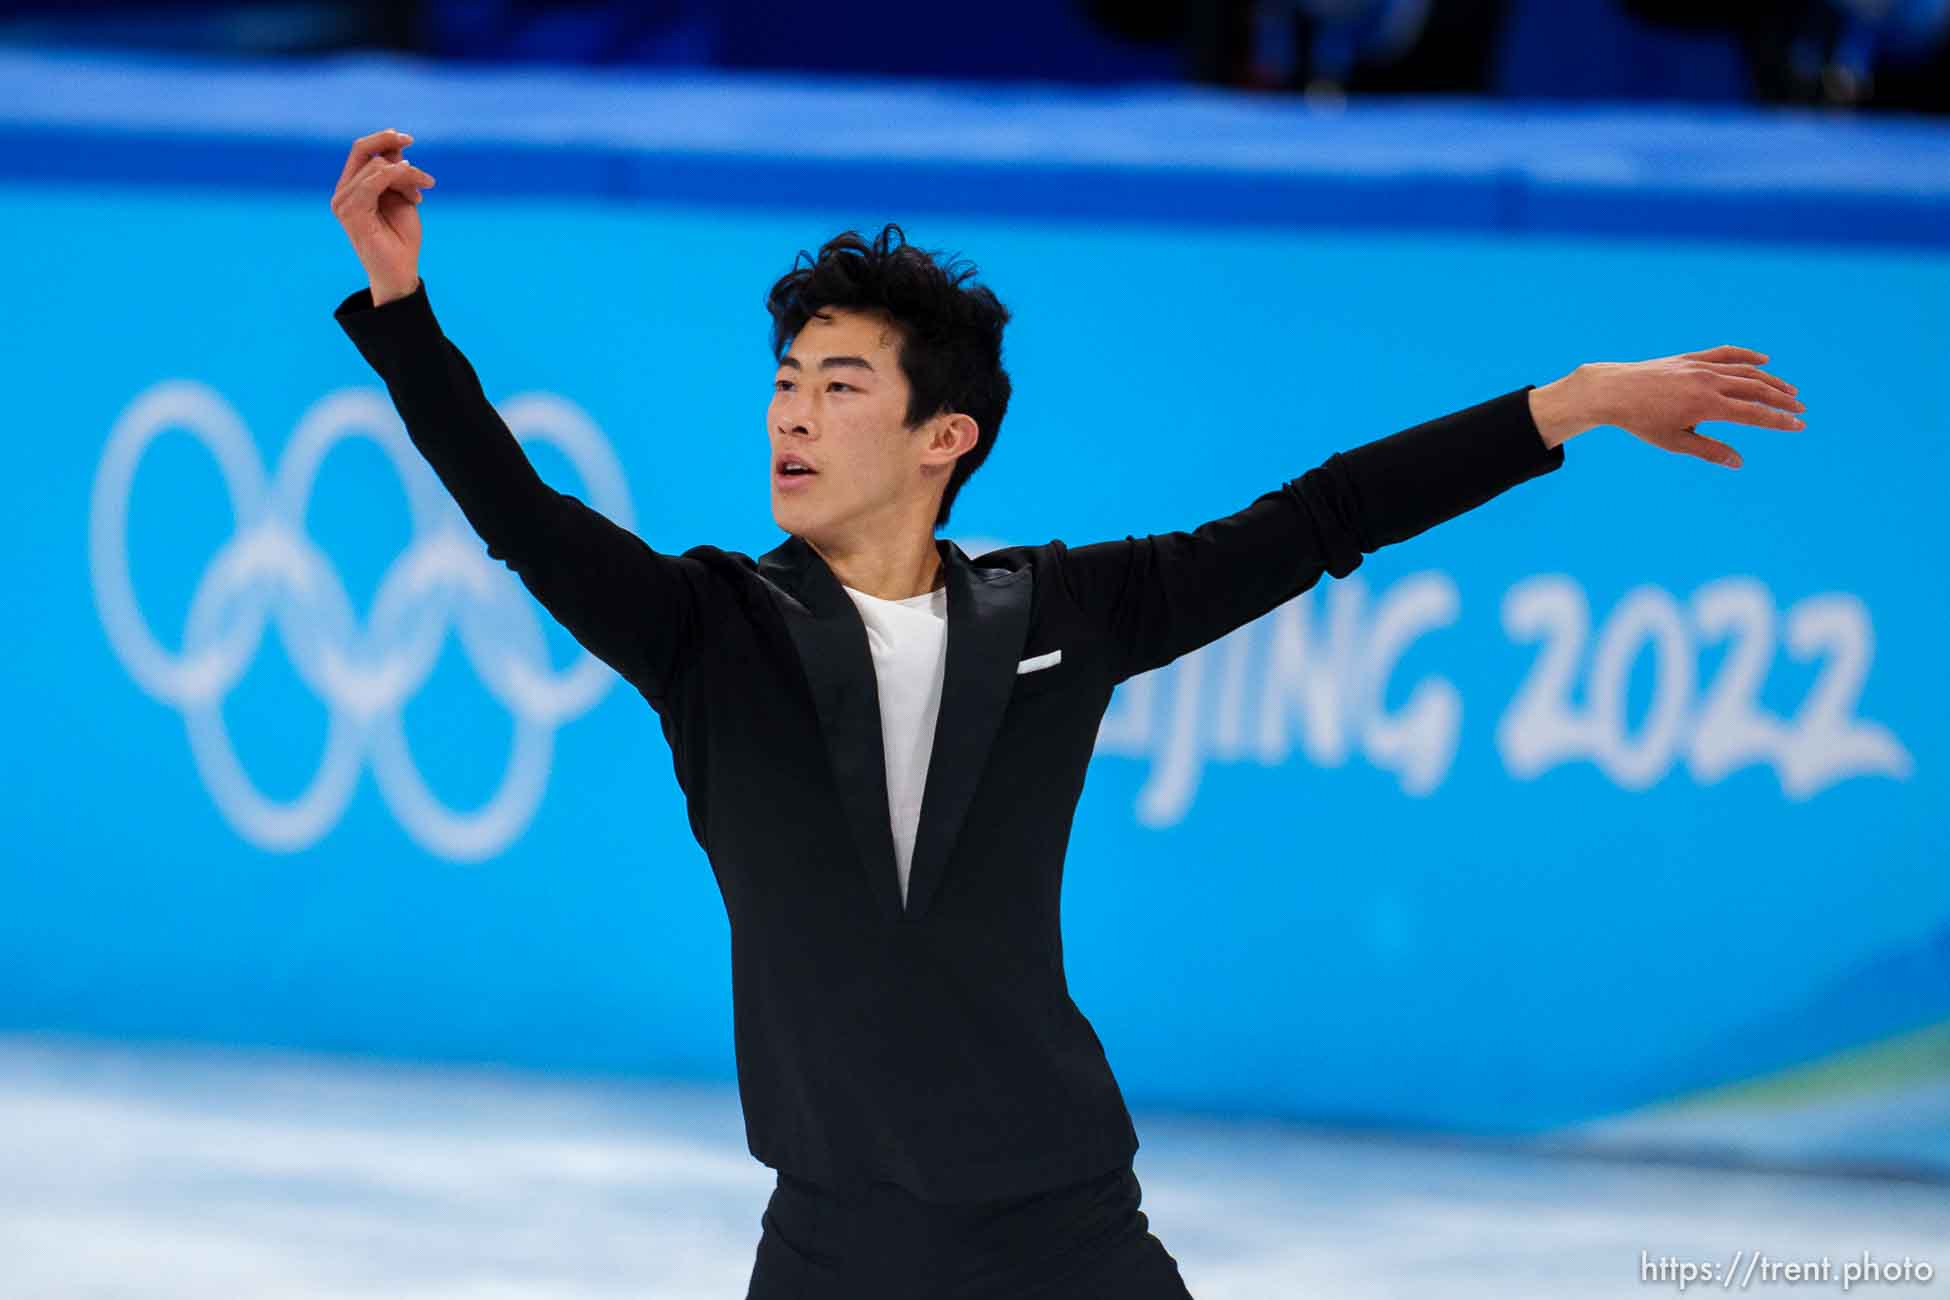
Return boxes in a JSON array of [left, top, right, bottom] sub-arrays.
[[768, 307, 976, 544]]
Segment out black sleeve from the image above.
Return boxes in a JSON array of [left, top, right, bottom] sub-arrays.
[[333, 279, 704, 705], [1053, 386, 1566, 684]]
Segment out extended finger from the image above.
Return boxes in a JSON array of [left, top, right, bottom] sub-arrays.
[[396, 158, 436, 190], [333, 150, 403, 211], [1679, 425, 1743, 469], [338, 128, 414, 190], [339, 149, 391, 192], [1717, 376, 1806, 413], [350, 158, 435, 210], [343, 162, 411, 219], [357, 152, 434, 191], [1704, 361, 1798, 397], [1684, 345, 1770, 364], [1715, 390, 1805, 430]]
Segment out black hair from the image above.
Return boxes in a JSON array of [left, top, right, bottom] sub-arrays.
[[765, 224, 1012, 529]]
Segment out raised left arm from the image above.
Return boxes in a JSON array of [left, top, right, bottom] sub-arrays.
[[1054, 385, 1562, 686], [1057, 344, 1805, 686]]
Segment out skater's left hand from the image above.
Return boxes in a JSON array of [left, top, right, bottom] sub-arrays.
[[1526, 345, 1806, 469]]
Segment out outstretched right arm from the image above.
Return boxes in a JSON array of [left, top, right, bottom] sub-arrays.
[[330, 130, 701, 704]]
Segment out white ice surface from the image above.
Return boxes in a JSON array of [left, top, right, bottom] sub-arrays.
[[2, 1035, 1944, 1299]]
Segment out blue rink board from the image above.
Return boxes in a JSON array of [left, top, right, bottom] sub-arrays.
[[1, 47, 1948, 246], [0, 47, 1945, 1176]]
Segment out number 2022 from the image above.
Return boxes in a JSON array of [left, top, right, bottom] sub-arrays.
[[1494, 575, 1914, 798]]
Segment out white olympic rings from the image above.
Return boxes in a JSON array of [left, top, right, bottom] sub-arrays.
[[88, 378, 636, 862]]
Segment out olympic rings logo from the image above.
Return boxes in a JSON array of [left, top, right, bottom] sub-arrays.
[[88, 379, 637, 862]]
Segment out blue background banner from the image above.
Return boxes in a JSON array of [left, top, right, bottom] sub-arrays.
[[2, 50, 1944, 1177]]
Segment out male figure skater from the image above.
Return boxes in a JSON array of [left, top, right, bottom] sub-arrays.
[[329, 129, 1806, 1298]]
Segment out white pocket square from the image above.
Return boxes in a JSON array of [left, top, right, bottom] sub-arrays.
[[1016, 648, 1063, 675]]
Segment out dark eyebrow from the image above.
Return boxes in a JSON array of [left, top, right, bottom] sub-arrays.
[[778, 355, 876, 374]]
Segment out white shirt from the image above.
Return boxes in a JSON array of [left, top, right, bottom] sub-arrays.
[[839, 581, 949, 908]]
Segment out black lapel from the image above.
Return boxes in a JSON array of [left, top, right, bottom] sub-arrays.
[[904, 540, 1033, 919], [756, 533, 903, 923], [753, 533, 1034, 923]]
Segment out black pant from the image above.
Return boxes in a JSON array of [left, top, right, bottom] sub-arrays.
[[744, 1163, 1197, 1299]]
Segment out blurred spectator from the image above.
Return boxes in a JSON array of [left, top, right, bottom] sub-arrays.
[[1089, 0, 1947, 112], [0, 0, 410, 52], [415, 0, 1179, 81], [415, 1, 716, 67], [1624, 0, 1950, 111], [1088, 0, 1513, 97], [0, 0, 1942, 113]]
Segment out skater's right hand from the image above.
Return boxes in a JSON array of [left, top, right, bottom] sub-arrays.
[[330, 128, 437, 306]]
